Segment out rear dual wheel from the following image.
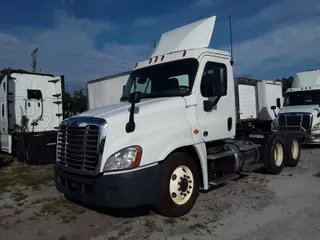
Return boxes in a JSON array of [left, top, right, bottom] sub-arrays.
[[284, 135, 301, 167], [263, 134, 301, 174], [263, 135, 285, 174]]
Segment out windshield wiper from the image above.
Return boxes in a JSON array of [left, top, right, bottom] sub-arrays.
[[120, 96, 128, 101]]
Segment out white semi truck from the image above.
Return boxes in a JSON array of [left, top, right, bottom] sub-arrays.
[[54, 16, 301, 217], [0, 71, 64, 164], [87, 71, 131, 110], [272, 69, 320, 144]]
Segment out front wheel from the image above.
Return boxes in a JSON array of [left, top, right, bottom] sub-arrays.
[[153, 152, 200, 217]]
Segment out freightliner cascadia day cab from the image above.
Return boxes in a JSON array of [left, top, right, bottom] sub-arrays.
[[272, 69, 320, 144], [54, 16, 301, 217], [0, 71, 64, 164]]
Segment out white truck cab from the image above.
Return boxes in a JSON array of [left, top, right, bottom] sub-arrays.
[[272, 70, 320, 144], [54, 16, 302, 217]]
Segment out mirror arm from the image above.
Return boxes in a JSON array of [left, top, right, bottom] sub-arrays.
[[272, 109, 277, 118], [126, 101, 136, 133]]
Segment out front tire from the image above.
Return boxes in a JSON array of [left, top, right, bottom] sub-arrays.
[[153, 152, 200, 217], [263, 135, 285, 174]]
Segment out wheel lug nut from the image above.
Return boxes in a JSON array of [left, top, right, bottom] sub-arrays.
[[187, 176, 190, 179], [172, 174, 177, 180], [178, 182, 181, 185], [189, 180, 192, 183], [172, 193, 177, 198], [189, 186, 192, 189], [187, 191, 190, 194], [178, 188, 181, 191]]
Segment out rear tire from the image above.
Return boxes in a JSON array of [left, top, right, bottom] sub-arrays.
[[153, 152, 200, 217], [284, 135, 301, 167], [263, 135, 285, 174]]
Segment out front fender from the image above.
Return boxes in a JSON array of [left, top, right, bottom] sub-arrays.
[[100, 107, 195, 170]]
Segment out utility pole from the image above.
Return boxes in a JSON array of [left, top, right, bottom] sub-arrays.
[[31, 47, 39, 73]]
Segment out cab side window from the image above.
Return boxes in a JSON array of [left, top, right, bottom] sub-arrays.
[[200, 62, 227, 98]]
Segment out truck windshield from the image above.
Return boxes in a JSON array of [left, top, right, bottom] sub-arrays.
[[120, 58, 199, 101], [283, 90, 320, 106]]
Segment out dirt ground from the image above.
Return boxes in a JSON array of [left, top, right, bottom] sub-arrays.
[[1, 148, 320, 240]]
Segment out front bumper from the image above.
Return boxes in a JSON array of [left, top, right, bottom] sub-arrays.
[[303, 134, 320, 144], [54, 164, 159, 208]]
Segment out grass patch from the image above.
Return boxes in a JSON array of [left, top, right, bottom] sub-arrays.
[[163, 218, 178, 225], [11, 191, 28, 202], [38, 198, 86, 223], [0, 161, 54, 193], [189, 223, 207, 231], [144, 219, 157, 232]]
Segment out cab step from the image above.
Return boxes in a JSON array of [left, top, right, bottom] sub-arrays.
[[242, 163, 264, 172], [207, 150, 234, 160], [209, 173, 240, 186]]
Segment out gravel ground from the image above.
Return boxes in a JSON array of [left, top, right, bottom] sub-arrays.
[[1, 147, 320, 240]]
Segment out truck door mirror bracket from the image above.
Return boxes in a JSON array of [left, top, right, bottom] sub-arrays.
[[203, 97, 220, 112], [126, 92, 142, 133], [270, 106, 277, 117]]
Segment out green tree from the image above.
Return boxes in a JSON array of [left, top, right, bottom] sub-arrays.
[[0, 68, 28, 81], [63, 89, 87, 118], [279, 76, 294, 95]]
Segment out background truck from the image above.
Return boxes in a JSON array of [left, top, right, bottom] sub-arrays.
[[272, 69, 320, 144], [87, 71, 131, 110], [0, 71, 64, 164], [54, 16, 301, 217]]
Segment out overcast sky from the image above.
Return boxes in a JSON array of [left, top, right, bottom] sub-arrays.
[[0, 0, 319, 91]]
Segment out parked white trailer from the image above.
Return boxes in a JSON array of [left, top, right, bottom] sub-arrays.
[[236, 78, 283, 121], [87, 71, 130, 110], [0, 71, 64, 164]]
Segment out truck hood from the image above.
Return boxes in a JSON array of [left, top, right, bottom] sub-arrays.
[[75, 97, 186, 124], [279, 105, 320, 126], [279, 105, 320, 115]]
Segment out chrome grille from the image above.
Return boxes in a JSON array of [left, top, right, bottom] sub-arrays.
[[278, 113, 312, 132], [57, 117, 106, 173]]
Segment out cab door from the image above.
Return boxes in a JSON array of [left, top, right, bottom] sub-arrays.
[[195, 56, 236, 142]]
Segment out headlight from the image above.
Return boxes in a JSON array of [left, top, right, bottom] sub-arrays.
[[103, 146, 142, 171], [312, 122, 320, 131]]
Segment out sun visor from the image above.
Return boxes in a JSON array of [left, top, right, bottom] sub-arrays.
[[151, 16, 216, 57]]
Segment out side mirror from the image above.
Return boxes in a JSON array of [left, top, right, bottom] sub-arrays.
[[122, 85, 126, 93], [129, 92, 142, 104], [276, 98, 281, 108]]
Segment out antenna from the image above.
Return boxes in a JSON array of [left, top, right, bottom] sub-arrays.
[[31, 47, 39, 73], [229, 15, 234, 66]]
